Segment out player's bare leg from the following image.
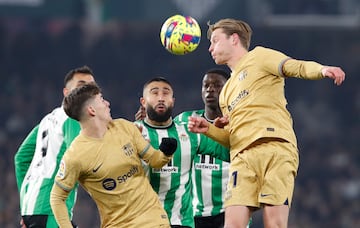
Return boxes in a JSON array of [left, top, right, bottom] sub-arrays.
[[224, 205, 251, 228], [263, 204, 289, 228]]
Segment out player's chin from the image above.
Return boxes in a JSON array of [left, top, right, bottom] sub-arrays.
[[213, 57, 224, 65]]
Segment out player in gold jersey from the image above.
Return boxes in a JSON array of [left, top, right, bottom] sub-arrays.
[[188, 18, 345, 228], [50, 83, 177, 228]]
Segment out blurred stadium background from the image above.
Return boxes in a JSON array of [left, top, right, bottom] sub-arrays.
[[0, 0, 359, 227]]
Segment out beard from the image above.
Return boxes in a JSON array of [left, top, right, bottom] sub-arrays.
[[146, 104, 173, 123]]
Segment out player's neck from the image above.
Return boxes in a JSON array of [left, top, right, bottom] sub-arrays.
[[204, 108, 222, 123], [80, 120, 108, 139], [228, 47, 248, 71], [144, 117, 173, 128]]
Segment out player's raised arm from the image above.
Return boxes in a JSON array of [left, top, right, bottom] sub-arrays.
[[187, 116, 210, 133], [188, 116, 230, 148]]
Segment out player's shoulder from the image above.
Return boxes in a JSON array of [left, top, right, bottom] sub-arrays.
[[110, 118, 138, 132], [252, 46, 284, 56], [252, 46, 270, 54], [38, 106, 68, 129], [41, 106, 64, 119], [112, 118, 133, 126], [175, 109, 203, 123]]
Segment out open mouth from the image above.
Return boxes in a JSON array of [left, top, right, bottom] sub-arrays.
[[155, 104, 166, 111]]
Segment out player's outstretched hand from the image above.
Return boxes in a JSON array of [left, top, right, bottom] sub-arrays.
[[159, 137, 177, 156], [214, 116, 229, 128], [321, 66, 345, 86], [188, 116, 210, 133]]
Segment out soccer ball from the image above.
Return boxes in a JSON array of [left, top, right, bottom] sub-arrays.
[[160, 15, 201, 55]]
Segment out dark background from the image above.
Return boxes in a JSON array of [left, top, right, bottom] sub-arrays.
[[1, 0, 359, 227]]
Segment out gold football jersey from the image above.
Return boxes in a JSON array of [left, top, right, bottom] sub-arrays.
[[219, 46, 324, 160], [54, 119, 170, 227]]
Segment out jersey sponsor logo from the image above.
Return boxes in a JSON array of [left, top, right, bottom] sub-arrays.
[[238, 70, 247, 81], [102, 166, 139, 190], [122, 143, 135, 156], [194, 163, 220, 171], [117, 166, 139, 183], [102, 178, 116, 190], [57, 160, 66, 179], [152, 166, 178, 173], [227, 89, 249, 112]]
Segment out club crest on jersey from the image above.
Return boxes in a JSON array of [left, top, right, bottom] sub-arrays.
[[179, 133, 188, 141], [122, 143, 134, 156], [238, 70, 247, 81], [57, 160, 66, 179]]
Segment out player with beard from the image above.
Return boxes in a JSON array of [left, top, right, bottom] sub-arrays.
[[135, 77, 229, 228]]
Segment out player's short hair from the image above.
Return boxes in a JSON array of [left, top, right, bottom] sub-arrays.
[[63, 82, 100, 121], [207, 18, 252, 50], [64, 65, 94, 87], [143, 77, 173, 91], [206, 68, 230, 80]]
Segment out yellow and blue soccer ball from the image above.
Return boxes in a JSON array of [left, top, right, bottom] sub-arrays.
[[160, 15, 201, 55]]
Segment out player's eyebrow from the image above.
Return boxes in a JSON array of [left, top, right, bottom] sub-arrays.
[[149, 87, 160, 92], [150, 87, 171, 92]]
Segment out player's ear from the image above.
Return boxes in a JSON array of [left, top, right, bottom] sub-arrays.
[[63, 87, 69, 97], [87, 105, 96, 117], [140, 97, 145, 107], [231, 33, 240, 45]]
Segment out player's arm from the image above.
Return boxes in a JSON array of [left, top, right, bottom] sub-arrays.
[[14, 125, 39, 191], [281, 58, 324, 80], [50, 154, 79, 228], [188, 116, 230, 148], [131, 124, 176, 168], [50, 183, 73, 228], [259, 47, 324, 80], [282, 59, 345, 85], [261, 47, 345, 86], [198, 134, 230, 162]]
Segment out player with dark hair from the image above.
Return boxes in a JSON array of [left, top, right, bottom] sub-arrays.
[[135, 77, 229, 228], [50, 83, 176, 228], [174, 68, 232, 228], [188, 18, 345, 228], [14, 65, 95, 228]]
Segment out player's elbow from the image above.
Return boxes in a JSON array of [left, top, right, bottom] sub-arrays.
[[50, 183, 68, 207]]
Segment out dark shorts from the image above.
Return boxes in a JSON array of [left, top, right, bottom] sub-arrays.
[[22, 215, 77, 228], [194, 212, 224, 228]]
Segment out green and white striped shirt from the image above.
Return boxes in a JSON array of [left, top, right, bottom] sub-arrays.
[[136, 118, 229, 227], [14, 107, 79, 221], [175, 110, 229, 218]]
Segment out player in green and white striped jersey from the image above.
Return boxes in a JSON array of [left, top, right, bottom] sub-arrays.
[[14, 66, 95, 228], [175, 69, 230, 228], [135, 77, 229, 228]]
